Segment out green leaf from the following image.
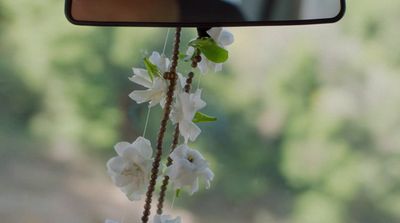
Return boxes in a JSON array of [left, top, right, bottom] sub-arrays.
[[175, 189, 181, 198], [189, 38, 229, 63], [144, 57, 161, 81], [193, 112, 217, 123], [178, 52, 187, 60]]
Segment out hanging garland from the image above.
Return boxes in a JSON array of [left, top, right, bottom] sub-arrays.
[[106, 27, 234, 223]]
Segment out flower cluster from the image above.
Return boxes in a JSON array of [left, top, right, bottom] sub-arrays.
[[187, 27, 234, 74], [106, 27, 233, 223]]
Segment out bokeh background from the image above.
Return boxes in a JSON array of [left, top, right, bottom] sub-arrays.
[[1, 1, 400, 223]]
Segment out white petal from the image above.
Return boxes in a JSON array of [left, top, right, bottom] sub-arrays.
[[121, 184, 143, 201], [213, 63, 223, 73], [219, 29, 234, 46], [186, 46, 195, 56], [177, 92, 191, 118], [111, 174, 132, 187], [175, 167, 198, 188], [203, 168, 214, 181], [190, 177, 199, 195], [169, 144, 188, 161], [197, 56, 224, 74], [205, 179, 211, 189], [129, 90, 155, 105], [132, 137, 153, 158], [107, 156, 125, 174], [114, 142, 130, 156], [153, 78, 168, 94], [159, 55, 171, 73], [207, 27, 223, 42], [201, 168, 214, 189], [188, 150, 207, 169], [122, 146, 142, 163], [166, 216, 182, 223], [159, 96, 167, 108], [170, 102, 182, 124], [167, 160, 195, 187], [165, 163, 179, 180], [127, 193, 142, 201], [178, 90, 206, 120], [191, 89, 207, 111], [179, 120, 201, 143], [148, 78, 168, 107], [197, 57, 209, 74], [129, 68, 152, 88], [149, 51, 161, 67], [153, 215, 182, 223], [177, 73, 187, 90], [149, 51, 170, 73]]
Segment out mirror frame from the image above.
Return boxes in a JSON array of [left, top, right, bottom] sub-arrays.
[[65, 0, 346, 27]]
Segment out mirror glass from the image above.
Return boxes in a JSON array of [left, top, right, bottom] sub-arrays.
[[66, 0, 345, 26]]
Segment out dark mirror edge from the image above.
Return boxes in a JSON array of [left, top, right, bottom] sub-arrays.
[[65, 0, 346, 27]]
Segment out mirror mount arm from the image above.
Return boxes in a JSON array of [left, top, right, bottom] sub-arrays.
[[197, 27, 211, 38]]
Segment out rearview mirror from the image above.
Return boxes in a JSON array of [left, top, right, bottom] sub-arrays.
[[65, 0, 345, 27]]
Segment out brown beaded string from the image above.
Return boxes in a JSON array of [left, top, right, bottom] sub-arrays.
[[141, 27, 181, 223], [156, 49, 201, 215]]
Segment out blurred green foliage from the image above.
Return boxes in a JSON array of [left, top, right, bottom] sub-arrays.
[[1, 1, 400, 223]]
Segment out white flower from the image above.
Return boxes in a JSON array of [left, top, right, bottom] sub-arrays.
[[153, 214, 182, 223], [107, 137, 153, 201], [189, 27, 234, 74], [149, 51, 170, 73], [166, 144, 214, 195], [129, 51, 170, 107], [105, 219, 119, 223], [170, 89, 206, 143]]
